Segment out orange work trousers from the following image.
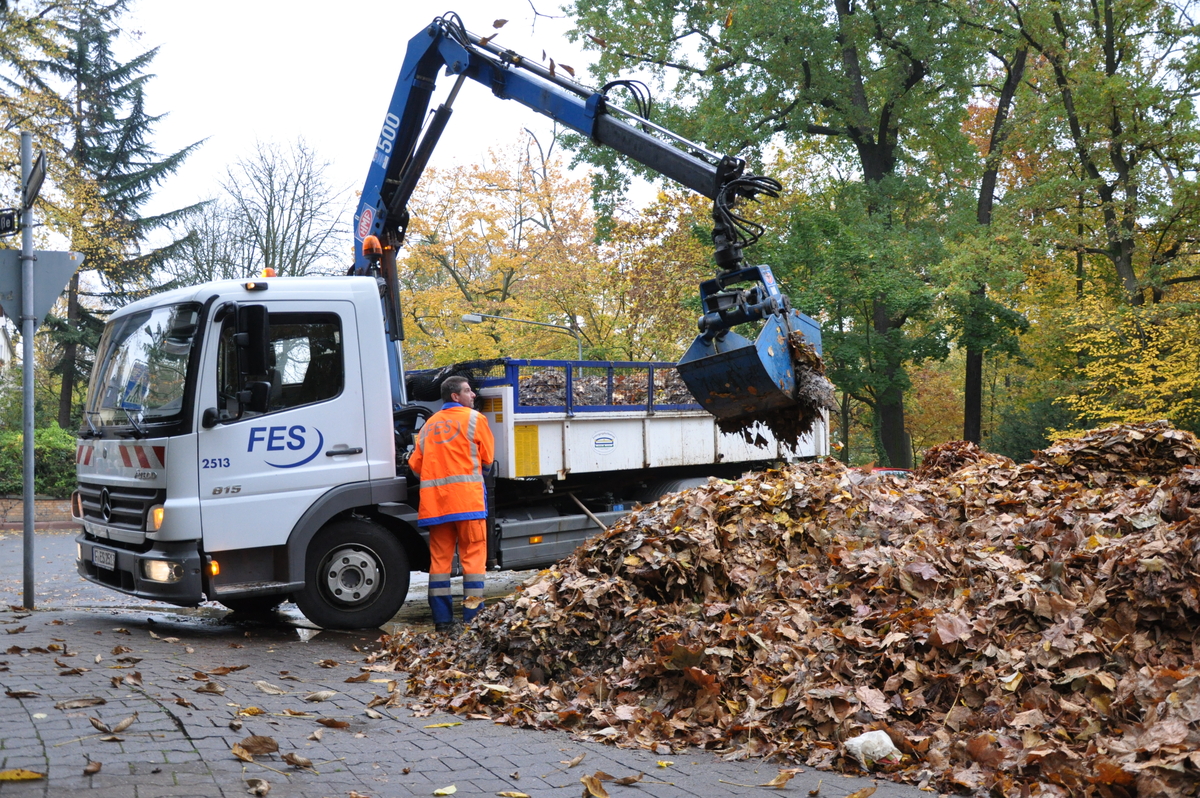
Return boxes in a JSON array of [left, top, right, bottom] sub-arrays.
[[427, 519, 488, 624]]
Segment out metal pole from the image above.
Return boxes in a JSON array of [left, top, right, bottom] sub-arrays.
[[20, 132, 35, 611], [463, 312, 584, 360]]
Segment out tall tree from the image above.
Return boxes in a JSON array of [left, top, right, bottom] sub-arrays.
[[218, 138, 348, 278], [1008, 0, 1200, 306], [566, 0, 980, 466], [37, 0, 202, 429]]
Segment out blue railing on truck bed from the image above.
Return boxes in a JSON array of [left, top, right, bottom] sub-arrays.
[[414, 358, 704, 415]]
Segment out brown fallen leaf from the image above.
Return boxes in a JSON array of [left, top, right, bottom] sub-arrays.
[[99, 735, 123, 742], [303, 690, 336, 702], [612, 773, 644, 785], [808, 778, 823, 795], [253, 681, 287, 695], [316, 718, 348, 729], [563, 753, 586, 768], [55, 697, 105, 709], [364, 709, 384, 719], [843, 789, 876, 798], [173, 695, 194, 708], [59, 668, 87, 676], [282, 708, 312, 717], [345, 671, 370, 683], [281, 751, 313, 770], [89, 717, 111, 734], [238, 707, 267, 717], [229, 719, 244, 732], [194, 681, 225, 695], [245, 776, 270, 796], [82, 760, 101, 776], [207, 665, 247, 676], [111, 645, 131, 655], [316, 659, 339, 668], [239, 735, 279, 756], [306, 728, 323, 742], [231, 742, 254, 763], [497, 792, 529, 798], [111, 713, 137, 733], [580, 775, 610, 798], [124, 671, 143, 688], [6, 626, 25, 634], [6, 690, 39, 699], [760, 770, 797, 788]]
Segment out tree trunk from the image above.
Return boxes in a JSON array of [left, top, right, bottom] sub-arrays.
[[874, 297, 911, 468], [964, 48, 1027, 444], [56, 272, 81, 430]]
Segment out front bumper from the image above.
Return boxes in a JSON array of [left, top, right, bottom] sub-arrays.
[[76, 533, 205, 607]]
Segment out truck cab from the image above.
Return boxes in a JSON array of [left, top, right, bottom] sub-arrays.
[[75, 276, 419, 629]]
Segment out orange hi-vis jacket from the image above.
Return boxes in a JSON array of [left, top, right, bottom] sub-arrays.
[[407, 403, 495, 527]]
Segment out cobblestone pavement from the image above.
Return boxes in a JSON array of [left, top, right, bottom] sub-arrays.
[[0, 531, 929, 798]]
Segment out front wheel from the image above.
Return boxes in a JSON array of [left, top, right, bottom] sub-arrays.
[[295, 518, 410, 630]]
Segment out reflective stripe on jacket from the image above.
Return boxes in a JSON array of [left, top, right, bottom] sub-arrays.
[[407, 403, 495, 526]]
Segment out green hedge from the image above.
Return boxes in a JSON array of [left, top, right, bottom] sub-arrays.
[[0, 426, 78, 498]]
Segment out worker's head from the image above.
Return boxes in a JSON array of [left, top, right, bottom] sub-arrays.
[[441, 375, 474, 405]]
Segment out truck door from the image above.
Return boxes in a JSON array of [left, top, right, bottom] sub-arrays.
[[196, 301, 369, 554]]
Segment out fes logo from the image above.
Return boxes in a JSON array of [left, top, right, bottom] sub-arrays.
[[425, 419, 462, 446], [247, 425, 325, 468]]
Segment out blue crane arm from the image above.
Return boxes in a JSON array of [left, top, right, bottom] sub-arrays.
[[352, 13, 746, 275], [357, 13, 823, 430]]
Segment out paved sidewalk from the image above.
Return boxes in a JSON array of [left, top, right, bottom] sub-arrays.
[[0, 532, 929, 798]]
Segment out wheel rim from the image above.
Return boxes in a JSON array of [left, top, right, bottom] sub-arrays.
[[320, 545, 384, 606]]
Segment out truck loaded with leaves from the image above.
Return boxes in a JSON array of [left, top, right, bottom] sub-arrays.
[[70, 14, 833, 631]]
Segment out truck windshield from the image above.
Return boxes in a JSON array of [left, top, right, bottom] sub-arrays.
[[85, 303, 201, 427]]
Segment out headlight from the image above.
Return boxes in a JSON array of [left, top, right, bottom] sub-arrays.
[[142, 559, 183, 583], [147, 504, 165, 531], [71, 491, 83, 520]]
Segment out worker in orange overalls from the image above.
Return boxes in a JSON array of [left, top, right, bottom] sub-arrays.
[[407, 375, 495, 633]]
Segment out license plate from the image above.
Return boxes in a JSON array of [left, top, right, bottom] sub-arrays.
[[91, 547, 116, 571]]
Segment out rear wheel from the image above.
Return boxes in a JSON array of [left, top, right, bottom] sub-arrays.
[[295, 518, 410, 630], [219, 595, 284, 615]]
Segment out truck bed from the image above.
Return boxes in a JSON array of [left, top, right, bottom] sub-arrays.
[[412, 358, 829, 480]]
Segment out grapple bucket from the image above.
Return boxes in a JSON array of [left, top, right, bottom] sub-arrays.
[[677, 311, 813, 422]]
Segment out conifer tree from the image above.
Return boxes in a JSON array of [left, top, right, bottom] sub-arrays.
[[38, 0, 202, 429]]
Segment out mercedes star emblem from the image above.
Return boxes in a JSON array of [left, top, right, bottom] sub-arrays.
[[99, 487, 112, 523]]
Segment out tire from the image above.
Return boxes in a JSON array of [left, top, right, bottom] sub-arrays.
[[295, 518, 410, 630], [219, 596, 285, 615]]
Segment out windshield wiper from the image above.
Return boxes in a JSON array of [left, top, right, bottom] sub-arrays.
[[122, 408, 147, 438], [82, 411, 101, 438]]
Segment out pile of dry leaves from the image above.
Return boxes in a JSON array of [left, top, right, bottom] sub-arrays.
[[375, 420, 1200, 797]]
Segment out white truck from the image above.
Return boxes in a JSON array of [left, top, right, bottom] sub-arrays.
[[72, 15, 829, 629]]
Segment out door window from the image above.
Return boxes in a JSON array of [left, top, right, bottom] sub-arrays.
[[216, 312, 343, 420]]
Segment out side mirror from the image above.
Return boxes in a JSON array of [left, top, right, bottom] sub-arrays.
[[246, 381, 271, 414], [202, 407, 220, 429], [238, 304, 270, 376]]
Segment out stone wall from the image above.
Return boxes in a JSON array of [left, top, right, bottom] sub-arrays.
[[0, 498, 76, 530]]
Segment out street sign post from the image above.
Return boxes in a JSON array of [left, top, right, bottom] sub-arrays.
[[13, 133, 83, 611]]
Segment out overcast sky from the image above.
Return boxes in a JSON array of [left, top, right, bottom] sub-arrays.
[[126, 1, 590, 231]]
